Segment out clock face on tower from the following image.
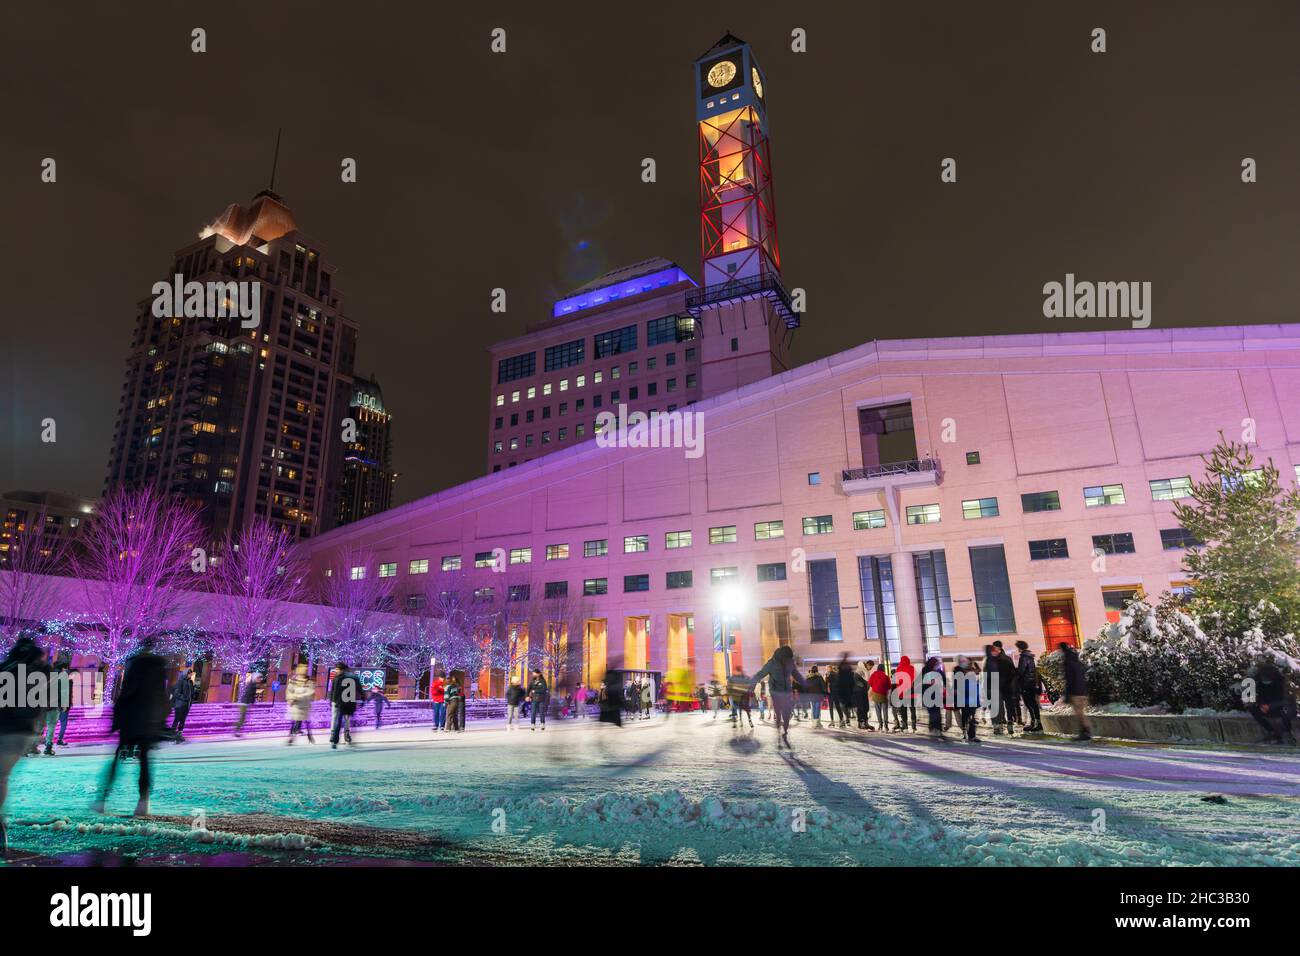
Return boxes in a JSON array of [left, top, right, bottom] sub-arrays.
[[751, 67, 763, 99], [707, 59, 737, 88]]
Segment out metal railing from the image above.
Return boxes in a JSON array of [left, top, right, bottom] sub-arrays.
[[842, 457, 940, 483], [684, 272, 800, 329]]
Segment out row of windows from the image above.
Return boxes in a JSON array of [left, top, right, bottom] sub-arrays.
[[495, 359, 698, 407], [496, 351, 536, 384], [905, 478, 1202, 526], [1027, 527, 1200, 560], [495, 350, 699, 406]]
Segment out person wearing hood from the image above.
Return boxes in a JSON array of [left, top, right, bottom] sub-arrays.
[[803, 665, 827, 728], [983, 643, 1016, 736], [1245, 657, 1296, 744], [285, 664, 316, 743], [920, 656, 947, 739], [93, 640, 167, 817], [1014, 641, 1043, 733], [0, 637, 50, 853], [751, 646, 804, 748], [1060, 643, 1091, 741], [892, 655, 917, 732], [838, 657, 859, 729], [169, 667, 196, 742], [329, 662, 360, 748], [867, 661, 891, 731], [951, 655, 982, 742], [505, 675, 526, 731]]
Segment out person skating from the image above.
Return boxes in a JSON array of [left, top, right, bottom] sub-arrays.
[[169, 667, 196, 742], [528, 669, 549, 730], [751, 646, 803, 748], [32, 654, 70, 755], [232, 671, 262, 737], [727, 670, 755, 728], [575, 682, 588, 718], [329, 662, 360, 748], [1060, 643, 1092, 741], [1245, 657, 1297, 744], [707, 679, 724, 719], [0, 637, 50, 853], [803, 665, 827, 728], [429, 671, 447, 731], [506, 676, 526, 731], [93, 640, 167, 817], [952, 656, 981, 742], [369, 687, 387, 730], [599, 673, 625, 727], [444, 673, 465, 731], [286, 664, 316, 743], [641, 677, 654, 719], [1014, 641, 1044, 733], [867, 661, 891, 731]]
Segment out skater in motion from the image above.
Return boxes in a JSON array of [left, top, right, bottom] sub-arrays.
[[1059, 642, 1092, 741], [1245, 656, 1297, 744], [751, 646, 803, 748], [528, 668, 549, 731], [93, 640, 168, 817], [286, 664, 316, 744], [329, 661, 360, 748], [727, 670, 755, 728], [169, 666, 196, 742], [0, 637, 50, 854]]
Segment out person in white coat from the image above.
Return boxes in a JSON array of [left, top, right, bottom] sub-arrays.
[[286, 664, 316, 744]]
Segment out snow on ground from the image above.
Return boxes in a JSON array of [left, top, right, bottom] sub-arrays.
[[4, 713, 1298, 866]]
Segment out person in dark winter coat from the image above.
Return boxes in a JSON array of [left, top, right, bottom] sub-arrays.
[[93, 643, 167, 817], [751, 646, 803, 748], [233, 671, 262, 736], [32, 655, 72, 755], [983, 644, 1017, 736], [920, 656, 947, 738], [528, 670, 549, 730], [803, 666, 827, 728], [1014, 641, 1043, 732], [169, 668, 196, 741], [444, 674, 465, 731], [1059, 642, 1091, 741], [0, 637, 50, 854], [599, 673, 625, 727], [505, 676, 526, 731], [1245, 658, 1295, 744], [837, 658, 858, 728], [727, 671, 755, 728], [329, 662, 360, 748], [951, 656, 982, 742], [369, 687, 387, 729]]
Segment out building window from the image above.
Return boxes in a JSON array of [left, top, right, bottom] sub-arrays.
[[757, 562, 787, 582], [409, 558, 429, 575], [508, 584, 530, 602], [623, 574, 650, 593], [496, 394, 504, 406], [852, 509, 886, 530], [511, 390, 520, 403], [544, 581, 568, 599], [593, 370, 603, 384], [378, 562, 397, 578], [858, 555, 899, 653], [1160, 527, 1201, 550], [494, 417, 503, 430], [802, 514, 834, 535], [754, 520, 784, 540], [544, 338, 585, 371], [961, 497, 999, 520], [1028, 538, 1069, 560], [1221, 468, 1264, 491], [474, 587, 494, 602], [1149, 477, 1193, 501], [646, 314, 696, 346], [584, 539, 608, 558], [807, 472, 821, 486], [710, 566, 739, 585], [906, 503, 941, 525], [407, 595, 428, 611], [493, 441, 502, 454], [665, 530, 692, 549], [666, 570, 693, 589], [474, 551, 495, 569], [1102, 587, 1141, 624], [686, 373, 697, 388], [709, 525, 737, 544], [594, 324, 637, 358], [1084, 484, 1126, 507], [509, 547, 532, 565], [969, 545, 1016, 635], [1021, 491, 1061, 513], [583, 577, 608, 596], [441, 555, 461, 572], [350, 565, 366, 580], [624, 534, 648, 553], [808, 558, 843, 642], [545, 543, 569, 560], [966, 451, 981, 465], [1092, 532, 1136, 555], [913, 550, 956, 647], [543, 383, 552, 396]]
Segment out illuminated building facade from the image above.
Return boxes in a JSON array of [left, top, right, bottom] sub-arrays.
[[0, 490, 97, 566], [331, 374, 396, 529], [105, 190, 360, 545]]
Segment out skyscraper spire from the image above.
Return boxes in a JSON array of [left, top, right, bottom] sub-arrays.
[[268, 127, 282, 193]]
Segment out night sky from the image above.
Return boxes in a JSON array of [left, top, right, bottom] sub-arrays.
[[3, 1, 1297, 506]]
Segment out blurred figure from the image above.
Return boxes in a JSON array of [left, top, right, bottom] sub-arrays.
[[233, 671, 262, 737], [1015, 641, 1043, 733], [727, 671, 755, 728], [803, 665, 826, 728], [429, 670, 447, 732], [1245, 657, 1296, 744], [286, 664, 315, 744], [707, 679, 725, 719], [1060, 643, 1091, 741], [751, 646, 803, 749], [32, 653, 71, 755], [640, 677, 654, 719], [444, 672, 464, 732], [1, 637, 50, 853], [528, 669, 549, 731], [329, 661, 359, 748], [506, 676, 525, 731], [837, 656, 857, 729], [169, 667, 196, 742], [574, 682, 588, 718], [599, 673, 625, 727], [369, 686, 387, 729], [93, 641, 167, 817]]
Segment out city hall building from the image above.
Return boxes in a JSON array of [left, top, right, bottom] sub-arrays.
[[297, 33, 1300, 694]]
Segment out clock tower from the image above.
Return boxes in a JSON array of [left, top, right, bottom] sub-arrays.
[[686, 33, 799, 398]]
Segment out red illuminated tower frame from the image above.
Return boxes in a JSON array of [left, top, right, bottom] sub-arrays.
[[698, 104, 781, 284]]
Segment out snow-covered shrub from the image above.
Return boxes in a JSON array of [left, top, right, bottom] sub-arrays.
[[1077, 594, 1300, 712]]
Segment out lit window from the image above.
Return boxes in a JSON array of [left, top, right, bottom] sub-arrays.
[[543, 383, 553, 396], [1149, 477, 1193, 501], [584, 539, 608, 558], [624, 534, 649, 553], [802, 514, 834, 535], [378, 562, 397, 578], [852, 510, 885, 530], [594, 371, 603, 384], [511, 390, 520, 403], [546, 543, 569, 560], [710, 566, 739, 585], [527, 386, 536, 399], [409, 558, 429, 575], [576, 375, 585, 388], [509, 547, 532, 565], [1084, 484, 1125, 507], [665, 530, 692, 549], [753, 521, 784, 540], [441, 555, 461, 571], [807, 472, 821, 486], [961, 497, 999, 520], [560, 379, 569, 392], [709, 525, 737, 544], [350, 565, 366, 580], [906, 504, 941, 525]]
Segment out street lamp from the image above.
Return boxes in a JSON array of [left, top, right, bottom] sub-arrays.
[[714, 584, 747, 681]]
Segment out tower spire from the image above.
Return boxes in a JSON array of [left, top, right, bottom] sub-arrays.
[[268, 128, 282, 193]]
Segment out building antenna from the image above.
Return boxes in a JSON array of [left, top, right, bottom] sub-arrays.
[[268, 128, 282, 193]]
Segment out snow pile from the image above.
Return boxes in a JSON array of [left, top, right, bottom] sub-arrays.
[[17, 817, 318, 851]]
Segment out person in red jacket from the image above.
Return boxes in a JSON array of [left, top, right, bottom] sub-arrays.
[[429, 672, 447, 731], [892, 655, 917, 732], [868, 662, 892, 731]]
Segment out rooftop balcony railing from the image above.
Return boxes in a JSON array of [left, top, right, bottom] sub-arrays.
[[842, 457, 941, 494], [684, 272, 800, 329]]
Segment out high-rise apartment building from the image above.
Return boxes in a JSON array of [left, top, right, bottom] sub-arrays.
[[331, 374, 396, 529], [105, 190, 359, 545]]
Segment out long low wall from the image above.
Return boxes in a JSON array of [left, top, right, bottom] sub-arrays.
[[1041, 710, 1279, 744]]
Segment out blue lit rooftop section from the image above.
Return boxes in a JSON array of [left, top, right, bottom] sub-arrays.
[[552, 259, 696, 319]]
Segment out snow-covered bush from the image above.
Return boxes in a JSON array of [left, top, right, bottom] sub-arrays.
[[1075, 594, 1300, 712]]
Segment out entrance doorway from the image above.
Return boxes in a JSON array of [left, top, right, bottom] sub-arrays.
[[624, 616, 649, 671], [1037, 593, 1079, 650], [759, 607, 791, 663], [584, 618, 608, 690]]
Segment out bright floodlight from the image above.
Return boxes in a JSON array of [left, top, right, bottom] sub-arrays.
[[715, 584, 746, 618]]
